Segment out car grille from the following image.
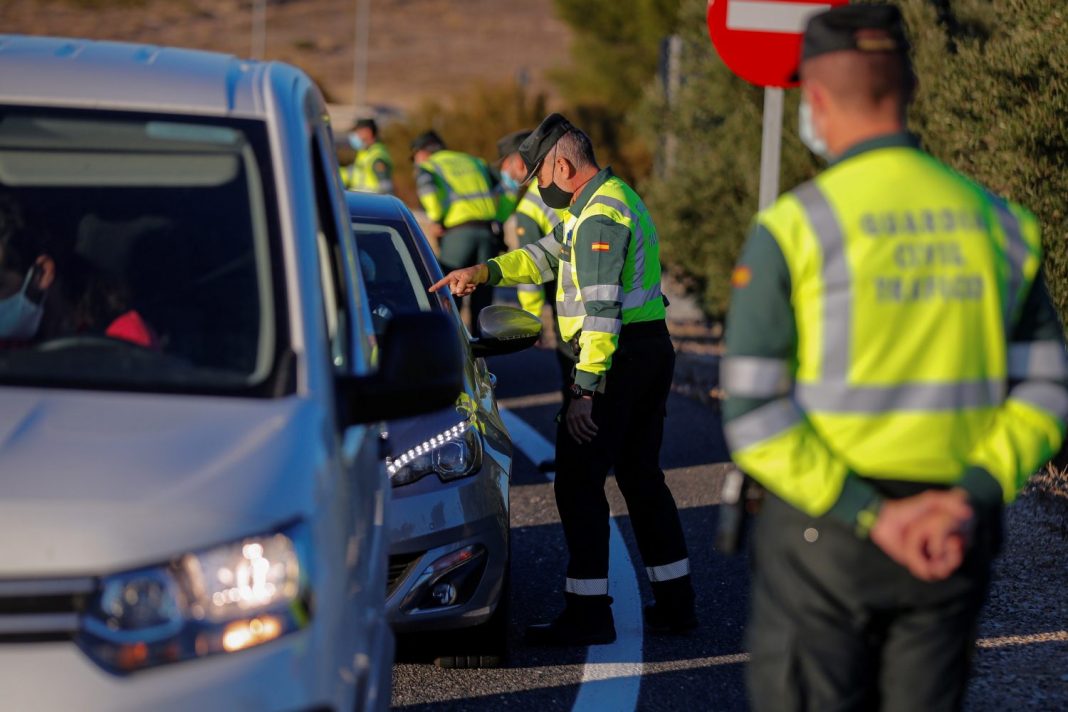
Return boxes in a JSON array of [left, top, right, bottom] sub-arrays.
[[0, 578, 94, 642], [386, 552, 423, 597]]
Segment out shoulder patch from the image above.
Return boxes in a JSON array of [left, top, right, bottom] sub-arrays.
[[731, 265, 752, 288], [591, 242, 610, 252]]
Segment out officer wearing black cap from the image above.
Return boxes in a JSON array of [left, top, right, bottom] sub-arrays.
[[431, 113, 697, 646], [495, 129, 572, 400], [720, 4, 1067, 709], [341, 118, 393, 194], [411, 130, 502, 337]]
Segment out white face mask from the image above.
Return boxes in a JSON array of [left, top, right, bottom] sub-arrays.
[[799, 97, 832, 161], [0, 267, 45, 340]]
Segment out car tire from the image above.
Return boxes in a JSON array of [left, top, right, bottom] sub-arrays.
[[434, 544, 510, 669]]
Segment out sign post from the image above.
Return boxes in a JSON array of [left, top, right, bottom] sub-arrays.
[[706, 0, 847, 208]]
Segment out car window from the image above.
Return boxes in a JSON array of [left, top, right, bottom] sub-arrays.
[[0, 107, 284, 395], [350, 222, 432, 335]]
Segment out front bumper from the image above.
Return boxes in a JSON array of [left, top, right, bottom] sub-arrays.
[[0, 613, 393, 712], [386, 471, 508, 634]]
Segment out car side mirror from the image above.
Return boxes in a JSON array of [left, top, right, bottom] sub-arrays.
[[470, 305, 542, 358], [341, 311, 464, 423]]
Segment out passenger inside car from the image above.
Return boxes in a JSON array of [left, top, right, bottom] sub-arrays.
[[0, 194, 57, 346]]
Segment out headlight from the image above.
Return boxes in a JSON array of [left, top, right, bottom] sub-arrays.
[[77, 523, 310, 674], [386, 420, 482, 487]]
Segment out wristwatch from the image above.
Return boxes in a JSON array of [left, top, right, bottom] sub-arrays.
[[568, 383, 595, 400]]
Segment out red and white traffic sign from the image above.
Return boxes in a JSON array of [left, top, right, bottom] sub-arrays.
[[706, 0, 847, 88]]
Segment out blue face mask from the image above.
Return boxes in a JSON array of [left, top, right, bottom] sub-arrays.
[[499, 170, 519, 193], [0, 267, 45, 340], [348, 134, 365, 151]]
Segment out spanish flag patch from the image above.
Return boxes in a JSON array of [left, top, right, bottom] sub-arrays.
[[731, 265, 752, 288], [591, 242, 610, 252]]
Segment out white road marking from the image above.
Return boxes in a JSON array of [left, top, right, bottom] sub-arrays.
[[499, 408, 644, 712], [726, 0, 831, 34]]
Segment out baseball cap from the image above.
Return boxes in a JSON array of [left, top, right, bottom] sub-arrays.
[[789, 4, 909, 81], [516, 113, 575, 184], [409, 130, 445, 155], [496, 129, 532, 164]]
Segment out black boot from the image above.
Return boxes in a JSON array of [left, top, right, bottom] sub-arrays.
[[645, 576, 697, 634], [525, 594, 616, 647]]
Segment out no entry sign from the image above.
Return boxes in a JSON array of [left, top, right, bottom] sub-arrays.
[[706, 0, 847, 88]]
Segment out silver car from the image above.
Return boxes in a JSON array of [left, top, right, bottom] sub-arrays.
[[0, 35, 465, 711], [345, 192, 540, 668]]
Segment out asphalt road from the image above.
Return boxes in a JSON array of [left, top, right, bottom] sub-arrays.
[[390, 340, 748, 711]]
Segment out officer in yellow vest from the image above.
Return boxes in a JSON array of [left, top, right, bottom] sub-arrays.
[[341, 118, 394, 195], [496, 129, 572, 400], [721, 6, 1068, 710], [412, 130, 501, 337], [431, 114, 696, 645]]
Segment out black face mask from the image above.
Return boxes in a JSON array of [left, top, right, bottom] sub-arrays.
[[540, 179, 574, 209], [538, 145, 574, 209]]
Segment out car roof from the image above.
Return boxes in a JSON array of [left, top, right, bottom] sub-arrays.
[[344, 191, 412, 222], [0, 34, 271, 118]]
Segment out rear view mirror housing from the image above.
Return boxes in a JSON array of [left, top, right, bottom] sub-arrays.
[[470, 305, 542, 358], [341, 312, 464, 423]]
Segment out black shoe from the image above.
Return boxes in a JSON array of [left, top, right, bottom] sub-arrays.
[[643, 604, 698, 634], [526, 598, 616, 647]]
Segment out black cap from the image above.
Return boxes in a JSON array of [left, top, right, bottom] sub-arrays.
[[517, 113, 575, 183], [496, 129, 532, 161], [410, 130, 445, 155], [790, 4, 909, 81], [353, 117, 377, 133]]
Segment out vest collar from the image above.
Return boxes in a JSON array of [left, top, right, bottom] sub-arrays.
[[830, 132, 920, 167], [568, 167, 614, 218]]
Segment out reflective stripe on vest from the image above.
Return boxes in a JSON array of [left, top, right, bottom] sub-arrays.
[[349, 142, 392, 193], [553, 180, 665, 343], [791, 181, 1034, 415], [418, 151, 497, 227]]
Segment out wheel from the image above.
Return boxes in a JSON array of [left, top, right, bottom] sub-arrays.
[[434, 541, 510, 670]]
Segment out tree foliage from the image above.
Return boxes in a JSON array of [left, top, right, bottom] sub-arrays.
[[636, 0, 1068, 324], [550, 0, 683, 183]]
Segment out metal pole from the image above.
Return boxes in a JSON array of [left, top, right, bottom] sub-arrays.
[[758, 87, 784, 210], [663, 34, 683, 179], [353, 0, 371, 114], [251, 0, 266, 60]]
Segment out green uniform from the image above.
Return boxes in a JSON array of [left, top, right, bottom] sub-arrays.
[[486, 168, 692, 606], [722, 133, 1068, 710], [512, 184, 566, 316], [487, 168, 667, 392], [417, 149, 501, 336], [341, 141, 393, 194]]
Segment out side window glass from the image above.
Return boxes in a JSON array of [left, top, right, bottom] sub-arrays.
[[310, 132, 349, 372]]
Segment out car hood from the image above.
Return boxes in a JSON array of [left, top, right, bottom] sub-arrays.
[[0, 387, 328, 577]]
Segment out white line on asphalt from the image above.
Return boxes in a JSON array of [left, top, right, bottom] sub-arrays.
[[499, 408, 644, 712], [726, 0, 831, 34]]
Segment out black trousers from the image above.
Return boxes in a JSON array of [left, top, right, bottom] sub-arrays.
[[747, 491, 1000, 712], [438, 224, 498, 338], [554, 323, 691, 594]]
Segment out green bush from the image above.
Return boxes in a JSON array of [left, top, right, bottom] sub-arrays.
[[636, 0, 1068, 325]]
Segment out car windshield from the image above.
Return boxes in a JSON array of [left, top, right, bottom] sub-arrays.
[[0, 108, 283, 395], [351, 220, 433, 335]]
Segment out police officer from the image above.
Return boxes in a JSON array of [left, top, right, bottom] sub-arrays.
[[720, 5, 1068, 710], [431, 114, 697, 645], [341, 118, 394, 195], [496, 129, 572, 400], [412, 130, 500, 337]]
